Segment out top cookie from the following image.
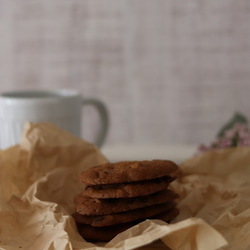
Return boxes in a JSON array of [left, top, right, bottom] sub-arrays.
[[79, 160, 178, 185]]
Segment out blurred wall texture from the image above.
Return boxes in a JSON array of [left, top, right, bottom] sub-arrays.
[[0, 0, 250, 146]]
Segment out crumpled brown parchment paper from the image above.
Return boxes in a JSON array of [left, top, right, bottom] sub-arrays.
[[0, 122, 249, 250]]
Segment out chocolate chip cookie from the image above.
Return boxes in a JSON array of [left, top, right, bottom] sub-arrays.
[[73, 201, 176, 227], [81, 176, 175, 199], [76, 207, 179, 242], [75, 189, 179, 215], [78, 160, 178, 185]]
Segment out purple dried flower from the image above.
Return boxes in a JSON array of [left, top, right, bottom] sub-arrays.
[[198, 122, 250, 154]]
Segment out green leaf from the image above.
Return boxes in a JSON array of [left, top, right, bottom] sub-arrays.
[[217, 112, 248, 138]]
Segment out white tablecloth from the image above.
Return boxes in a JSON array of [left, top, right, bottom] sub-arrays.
[[101, 144, 197, 163]]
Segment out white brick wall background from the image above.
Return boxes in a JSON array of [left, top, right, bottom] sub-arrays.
[[0, 0, 250, 147]]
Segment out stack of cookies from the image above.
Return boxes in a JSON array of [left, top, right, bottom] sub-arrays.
[[73, 160, 180, 242]]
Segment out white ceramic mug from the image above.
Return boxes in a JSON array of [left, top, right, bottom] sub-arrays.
[[0, 89, 109, 149]]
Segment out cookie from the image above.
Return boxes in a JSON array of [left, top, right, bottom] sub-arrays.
[[76, 221, 136, 242], [75, 207, 179, 242], [78, 160, 179, 185], [75, 189, 179, 215], [80, 176, 175, 199], [73, 201, 177, 227]]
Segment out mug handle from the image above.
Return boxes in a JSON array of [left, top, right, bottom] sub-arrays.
[[82, 98, 109, 148]]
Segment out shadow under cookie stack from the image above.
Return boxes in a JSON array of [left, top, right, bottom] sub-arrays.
[[73, 160, 180, 242]]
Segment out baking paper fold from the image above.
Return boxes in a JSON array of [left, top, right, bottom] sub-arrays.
[[0, 122, 249, 250]]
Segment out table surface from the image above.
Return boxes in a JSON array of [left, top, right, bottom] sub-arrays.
[[101, 144, 197, 163]]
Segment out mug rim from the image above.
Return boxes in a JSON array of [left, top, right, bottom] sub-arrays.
[[0, 89, 80, 99]]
